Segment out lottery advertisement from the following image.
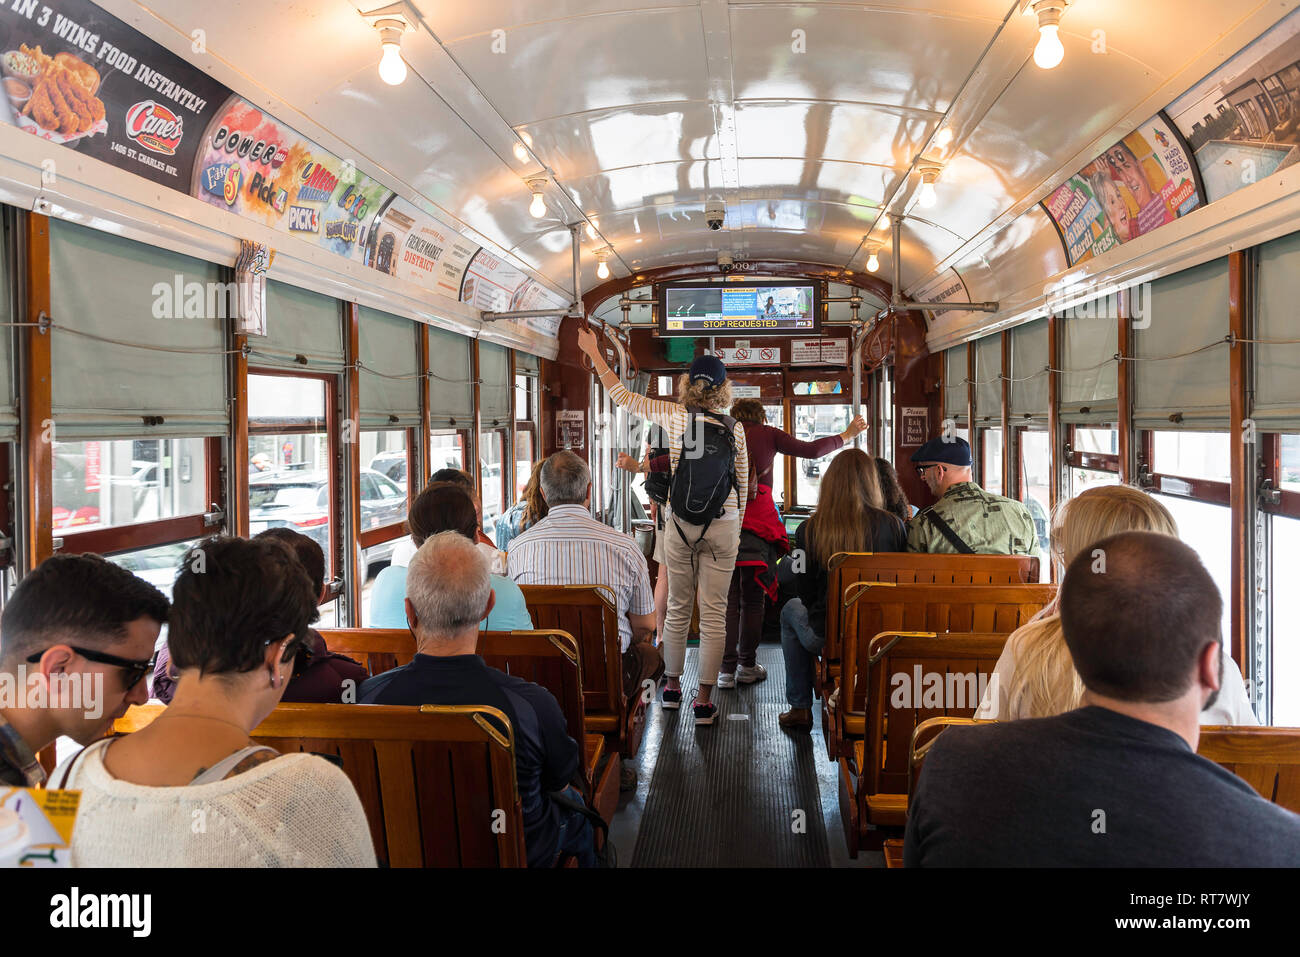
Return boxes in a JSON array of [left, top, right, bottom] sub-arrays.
[[1040, 113, 1203, 266], [0, 0, 228, 192]]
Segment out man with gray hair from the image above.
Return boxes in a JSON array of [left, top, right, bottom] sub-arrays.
[[509, 450, 663, 723], [361, 531, 595, 867]]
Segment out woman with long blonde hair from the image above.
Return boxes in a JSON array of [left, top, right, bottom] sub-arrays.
[[779, 449, 906, 731], [975, 484, 1257, 724]]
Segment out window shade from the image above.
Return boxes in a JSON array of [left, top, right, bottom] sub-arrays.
[[1255, 230, 1300, 428], [516, 352, 540, 374], [358, 307, 420, 429], [1060, 311, 1117, 423], [943, 344, 967, 423], [50, 219, 227, 439], [427, 325, 474, 429], [1010, 319, 1049, 421], [973, 335, 1001, 424], [479, 341, 510, 427], [252, 280, 344, 371], [1133, 258, 1229, 430]]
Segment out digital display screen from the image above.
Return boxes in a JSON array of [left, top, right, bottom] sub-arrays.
[[658, 282, 819, 337]]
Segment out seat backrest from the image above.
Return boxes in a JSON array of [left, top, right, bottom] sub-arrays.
[[251, 702, 526, 868], [478, 630, 587, 744], [112, 703, 166, 735], [824, 552, 1040, 663], [1198, 726, 1300, 814], [859, 630, 1013, 798], [905, 716, 992, 804], [518, 585, 623, 721], [318, 628, 415, 677]]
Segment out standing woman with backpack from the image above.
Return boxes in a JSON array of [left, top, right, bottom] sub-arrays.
[[578, 329, 748, 725]]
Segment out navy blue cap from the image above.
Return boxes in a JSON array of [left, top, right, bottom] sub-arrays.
[[910, 436, 972, 467], [688, 354, 727, 387]]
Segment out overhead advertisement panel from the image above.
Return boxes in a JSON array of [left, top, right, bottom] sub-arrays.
[[1167, 8, 1300, 203], [0, 0, 228, 192], [1040, 112, 1204, 267], [0, 0, 562, 355]]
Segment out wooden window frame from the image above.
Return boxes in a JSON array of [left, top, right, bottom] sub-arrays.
[[1137, 429, 1232, 508], [357, 426, 416, 551]]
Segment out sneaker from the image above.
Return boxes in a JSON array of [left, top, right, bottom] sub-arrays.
[[619, 763, 638, 791], [662, 686, 683, 710], [736, 663, 768, 685], [715, 671, 737, 689], [693, 694, 719, 726]]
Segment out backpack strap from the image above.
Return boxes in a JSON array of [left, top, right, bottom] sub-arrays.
[[54, 737, 113, 789], [922, 507, 975, 554]]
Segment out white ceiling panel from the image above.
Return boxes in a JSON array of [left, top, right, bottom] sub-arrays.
[[734, 100, 936, 170]]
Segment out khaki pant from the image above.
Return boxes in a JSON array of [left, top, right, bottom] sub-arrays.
[[662, 511, 740, 686]]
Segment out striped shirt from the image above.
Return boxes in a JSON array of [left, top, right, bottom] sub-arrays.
[[604, 377, 749, 526], [507, 504, 655, 652]]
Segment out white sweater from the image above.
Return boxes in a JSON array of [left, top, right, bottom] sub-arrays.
[[55, 742, 377, 868]]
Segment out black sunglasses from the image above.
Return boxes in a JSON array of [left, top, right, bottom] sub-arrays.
[[26, 646, 157, 691]]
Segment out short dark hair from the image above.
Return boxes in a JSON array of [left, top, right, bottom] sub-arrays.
[[429, 468, 473, 490], [730, 398, 766, 424], [0, 554, 169, 665], [1059, 530, 1221, 703], [253, 527, 326, 596], [168, 536, 318, 678], [408, 481, 478, 546]]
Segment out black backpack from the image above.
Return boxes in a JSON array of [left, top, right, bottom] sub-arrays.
[[643, 444, 670, 506], [670, 409, 738, 543]]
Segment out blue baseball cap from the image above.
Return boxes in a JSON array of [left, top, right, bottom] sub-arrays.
[[688, 354, 727, 387], [910, 436, 972, 467]]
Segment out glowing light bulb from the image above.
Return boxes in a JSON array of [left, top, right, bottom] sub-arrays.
[[529, 190, 546, 218], [378, 41, 407, 85], [918, 180, 937, 208], [1034, 23, 1064, 69], [597, 260, 610, 280], [866, 252, 880, 273]]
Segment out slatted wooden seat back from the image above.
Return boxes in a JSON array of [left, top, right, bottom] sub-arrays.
[[477, 629, 620, 819], [318, 627, 415, 677], [111, 703, 166, 735], [839, 583, 1053, 741], [519, 584, 638, 754], [1198, 726, 1300, 814], [251, 703, 526, 868], [823, 552, 1039, 670]]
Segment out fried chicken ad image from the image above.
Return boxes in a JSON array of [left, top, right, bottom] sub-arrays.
[[9, 44, 105, 143]]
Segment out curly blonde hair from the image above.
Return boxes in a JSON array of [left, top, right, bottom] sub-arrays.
[[1003, 485, 1178, 719], [676, 372, 732, 411]]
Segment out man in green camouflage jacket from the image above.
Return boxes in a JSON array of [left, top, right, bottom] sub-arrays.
[[906, 436, 1038, 556]]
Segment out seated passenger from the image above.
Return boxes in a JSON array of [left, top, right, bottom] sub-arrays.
[[904, 531, 1300, 867], [361, 531, 595, 867], [975, 485, 1256, 724], [495, 459, 549, 553], [154, 527, 368, 704], [0, 554, 167, 788], [389, 468, 507, 573], [508, 451, 663, 703], [906, 436, 1037, 556], [874, 456, 918, 522], [780, 449, 906, 732], [56, 536, 376, 867], [370, 482, 533, 631]]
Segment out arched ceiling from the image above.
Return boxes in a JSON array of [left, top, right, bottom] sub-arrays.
[[103, 0, 1292, 327]]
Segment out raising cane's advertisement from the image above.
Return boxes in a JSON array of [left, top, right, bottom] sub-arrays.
[[0, 0, 227, 191], [1040, 112, 1204, 267]]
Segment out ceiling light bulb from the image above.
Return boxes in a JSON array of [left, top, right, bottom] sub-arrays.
[[526, 179, 547, 218], [1034, 23, 1064, 68], [597, 260, 610, 280], [1032, 5, 1065, 69], [375, 21, 408, 85], [866, 252, 880, 273], [918, 181, 937, 208]]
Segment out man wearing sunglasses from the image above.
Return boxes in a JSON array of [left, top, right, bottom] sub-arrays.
[[906, 436, 1038, 557], [0, 553, 167, 787]]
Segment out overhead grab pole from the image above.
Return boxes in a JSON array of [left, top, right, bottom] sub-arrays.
[[881, 214, 998, 317]]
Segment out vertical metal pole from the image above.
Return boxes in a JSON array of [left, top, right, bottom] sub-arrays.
[[850, 300, 863, 449], [892, 216, 903, 309]]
